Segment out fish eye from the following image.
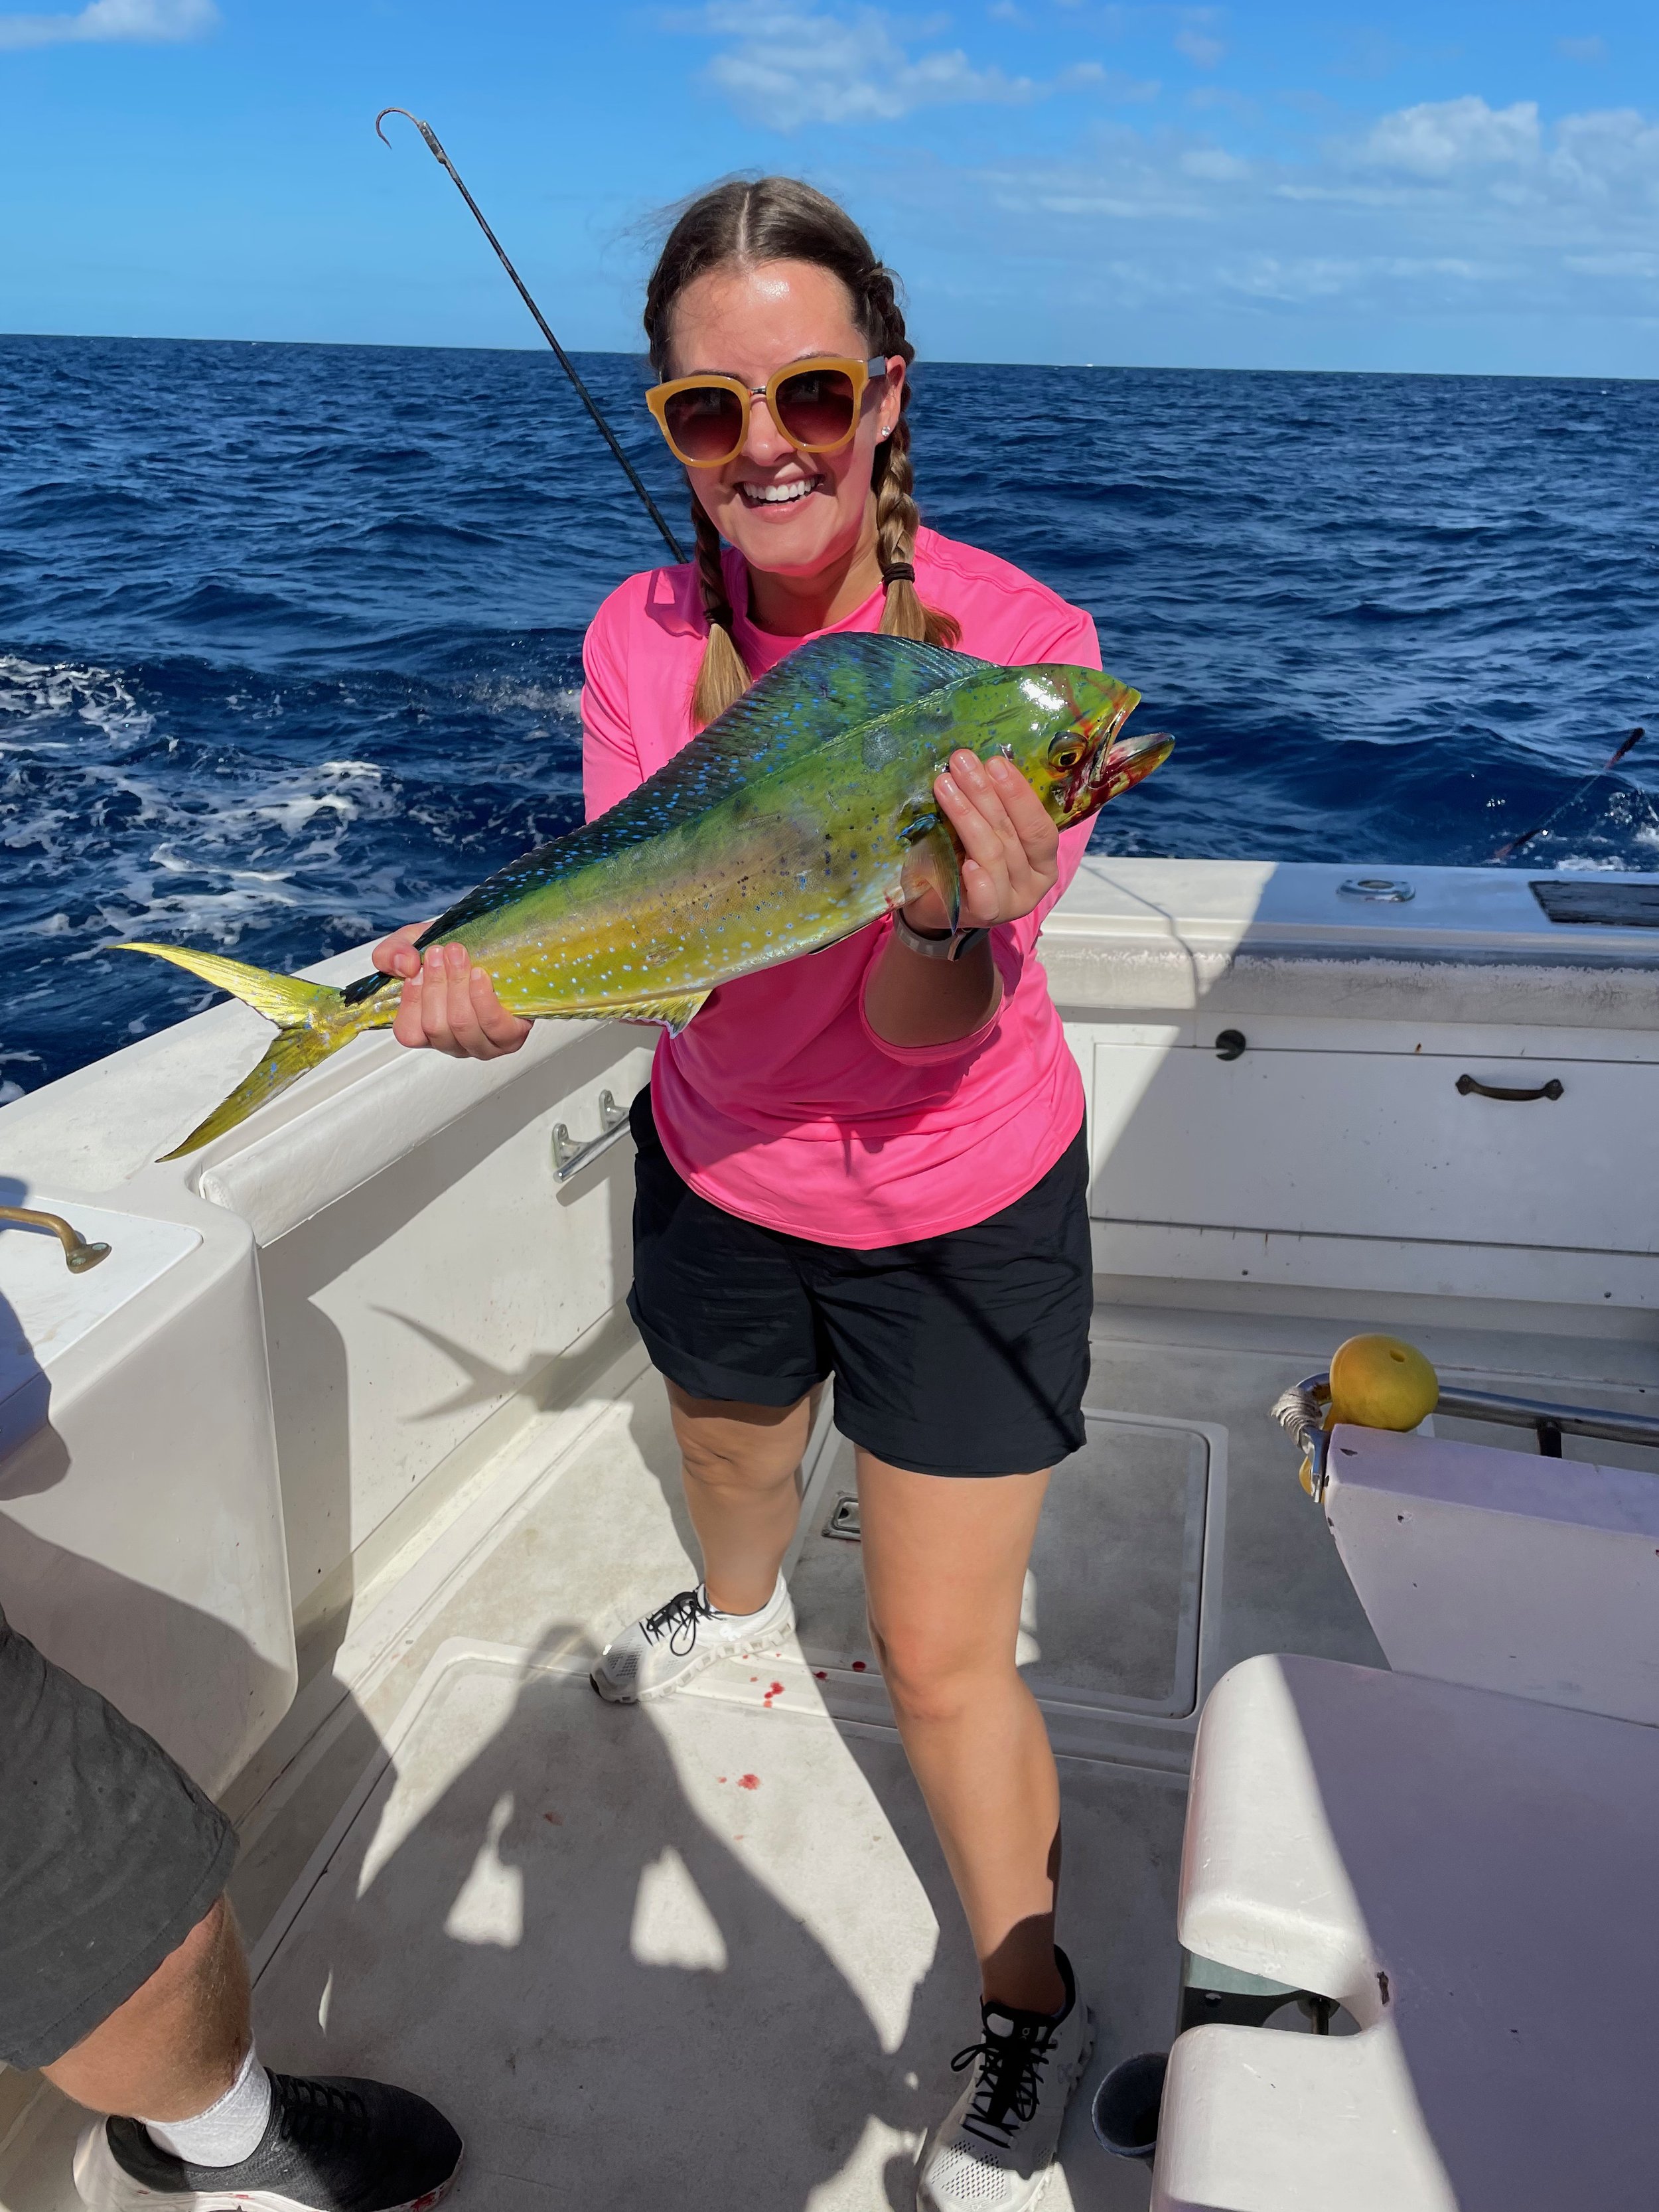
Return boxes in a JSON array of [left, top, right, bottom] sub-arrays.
[[1048, 739, 1086, 771]]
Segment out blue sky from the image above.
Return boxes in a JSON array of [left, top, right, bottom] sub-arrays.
[[2, 1, 1656, 372]]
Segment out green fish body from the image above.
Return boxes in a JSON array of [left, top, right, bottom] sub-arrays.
[[123, 634, 1171, 1157]]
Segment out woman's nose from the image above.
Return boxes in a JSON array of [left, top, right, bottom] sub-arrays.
[[740, 392, 792, 465]]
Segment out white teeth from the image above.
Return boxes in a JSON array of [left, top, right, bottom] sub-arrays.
[[741, 478, 820, 505]]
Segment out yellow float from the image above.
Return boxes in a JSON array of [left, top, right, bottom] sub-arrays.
[[1329, 1333, 1440, 1430]]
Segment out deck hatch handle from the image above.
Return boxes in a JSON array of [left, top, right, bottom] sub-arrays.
[[1455, 1073, 1564, 1103], [551, 1089, 632, 1181], [0, 1205, 111, 1272], [824, 1493, 862, 1542]]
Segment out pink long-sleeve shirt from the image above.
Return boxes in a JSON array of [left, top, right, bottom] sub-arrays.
[[580, 524, 1100, 1249]]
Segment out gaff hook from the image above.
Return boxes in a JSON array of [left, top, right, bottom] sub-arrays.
[[374, 108, 685, 565]]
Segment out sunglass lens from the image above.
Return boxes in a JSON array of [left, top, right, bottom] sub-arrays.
[[775, 366, 857, 449], [664, 385, 744, 462]]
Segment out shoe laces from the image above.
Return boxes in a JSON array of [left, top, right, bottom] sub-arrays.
[[273, 2074, 367, 2155], [950, 2010, 1058, 2148], [641, 1585, 714, 1656]]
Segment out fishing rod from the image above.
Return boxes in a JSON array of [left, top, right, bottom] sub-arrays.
[[1489, 725, 1646, 861], [375, 107, 687, 565]]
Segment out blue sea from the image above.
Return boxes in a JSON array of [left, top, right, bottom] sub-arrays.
[[2, 334, 1656, 1098]]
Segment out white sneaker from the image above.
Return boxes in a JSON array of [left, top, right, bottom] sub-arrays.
[[916, 1950, 1095, 2212], [589, 1576, 794, 1704]]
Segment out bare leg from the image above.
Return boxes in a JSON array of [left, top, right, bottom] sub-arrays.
[[668, 1381, 815, 1616], [42, 1895, 249, 2120], [857, 1454, 1065, 2016]]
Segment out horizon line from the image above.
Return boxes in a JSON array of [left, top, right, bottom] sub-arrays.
[[1, 329, 1656, 385]]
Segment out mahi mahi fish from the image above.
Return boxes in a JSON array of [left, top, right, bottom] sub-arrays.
[[121, 633, 1172, 1157]]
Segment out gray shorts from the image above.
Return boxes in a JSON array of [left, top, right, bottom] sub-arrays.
[[0, 1603, 238, 2071]]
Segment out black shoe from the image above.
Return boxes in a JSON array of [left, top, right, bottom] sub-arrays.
[[74, 2071, 463, 2212]]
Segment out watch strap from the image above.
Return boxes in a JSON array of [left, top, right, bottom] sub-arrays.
[[893, 909, 990, 963]]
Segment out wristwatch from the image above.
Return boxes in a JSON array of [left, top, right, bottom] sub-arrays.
[[893, 909, 990, 963]]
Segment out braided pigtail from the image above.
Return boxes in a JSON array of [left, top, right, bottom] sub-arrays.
[[689, 497, 754, 729], [864, 266, 960, 648], [873, 413, 960, 648]]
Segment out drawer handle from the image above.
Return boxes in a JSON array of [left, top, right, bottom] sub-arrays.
[[1214, 1029, 1247, 1061], [1455, 1074, 1564, 1103], [0, 1204, 111, 1273], [551, 1088, 632, 1181]]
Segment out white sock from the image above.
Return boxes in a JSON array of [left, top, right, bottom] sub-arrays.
[[143, 2041, 272, 2166], [706, 1576, 782, 1622]]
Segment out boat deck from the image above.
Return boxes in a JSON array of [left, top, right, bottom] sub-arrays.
[[6, 1293, 1658, 2212]]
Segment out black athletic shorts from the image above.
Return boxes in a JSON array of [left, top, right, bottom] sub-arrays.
[[0, 1603, 239, 2070], [627, 1087, 1092, 1477]]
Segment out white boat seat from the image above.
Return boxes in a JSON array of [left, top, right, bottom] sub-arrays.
[[1152, 1652, 1659, 2212], [1323, 1422, 1659, 1725]]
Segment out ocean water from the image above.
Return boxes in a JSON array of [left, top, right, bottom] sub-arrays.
[[2, 334, 1656, 1098]]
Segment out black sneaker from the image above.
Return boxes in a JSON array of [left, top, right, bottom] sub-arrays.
[[74, 2071, 463, 2211]]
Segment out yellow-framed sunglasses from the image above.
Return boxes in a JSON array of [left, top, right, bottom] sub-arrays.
[[646, 355, 890, 469]]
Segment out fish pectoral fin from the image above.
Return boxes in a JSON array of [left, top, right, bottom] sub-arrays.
[[900, 823, 965, 934], [605, 992, 711, 1038]]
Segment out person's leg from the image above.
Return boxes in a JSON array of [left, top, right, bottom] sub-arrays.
[[590, 1382, 817, 1700], [42, 1895, 247, 2122], [669, 1381, 816, 1615], [0, 1605, 462, 2209], [856, 1452, 1064, 2017]]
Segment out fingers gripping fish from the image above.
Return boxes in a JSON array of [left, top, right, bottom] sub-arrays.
[[120, 634, 1171, 1158]]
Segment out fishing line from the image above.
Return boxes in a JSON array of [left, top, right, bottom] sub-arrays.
[[1489, 726, 1646, 861], [375, 108, 687, 565]]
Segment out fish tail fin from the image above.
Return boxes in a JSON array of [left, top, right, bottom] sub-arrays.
[[115, 940, 342, 1027], [115, 941, 385, 1158], [157, 1025, 350, 1159]]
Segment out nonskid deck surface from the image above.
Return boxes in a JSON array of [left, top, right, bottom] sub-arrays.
[[234, 1304, 1658, 2212], [252, 1643, 1187, 2211], [243, 1370, 1218, 2212]]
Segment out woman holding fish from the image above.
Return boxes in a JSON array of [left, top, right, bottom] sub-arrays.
[[375, 180, 1115, 2212]]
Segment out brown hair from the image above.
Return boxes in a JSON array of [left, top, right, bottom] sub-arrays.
[[643, 177, 961, 728]]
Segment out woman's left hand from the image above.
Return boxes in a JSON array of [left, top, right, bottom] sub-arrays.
[[907, 749, 1059, 933]]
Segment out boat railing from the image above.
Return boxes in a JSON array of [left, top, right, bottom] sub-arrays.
[[1272, 1372, 1659, 1502]]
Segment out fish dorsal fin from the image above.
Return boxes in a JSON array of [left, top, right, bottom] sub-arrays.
[[414, 635, 998, 946], [712, 632, 996, 741], [626, 634, 999, 808]]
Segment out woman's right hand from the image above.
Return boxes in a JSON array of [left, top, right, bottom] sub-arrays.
[[370, 925, 533, 1060]]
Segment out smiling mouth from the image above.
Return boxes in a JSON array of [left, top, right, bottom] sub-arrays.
[[737, 475, 825, 508]]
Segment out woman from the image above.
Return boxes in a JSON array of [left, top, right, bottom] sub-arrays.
[[374, 178, 1101, 2212]]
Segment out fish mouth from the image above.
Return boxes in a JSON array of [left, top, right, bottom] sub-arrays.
[[1060, 726, 1174, 819], [737, 474, 827, 510], [1094, 728, 1174, 800]]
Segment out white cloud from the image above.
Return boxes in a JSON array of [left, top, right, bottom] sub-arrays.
[[1350, 95, 1540, 177], [671, 7, 1659, 358], [1181, 145, 1248, 180], [1551, 104, 1659, 192], [1556, 35, 1607, 64], [918, 89, 1659, 348], [1062, 58, 1159, 101], [1173, 27, 1223, 68], [0, 0, 216, 48], [691, 3, 1044, 125]]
